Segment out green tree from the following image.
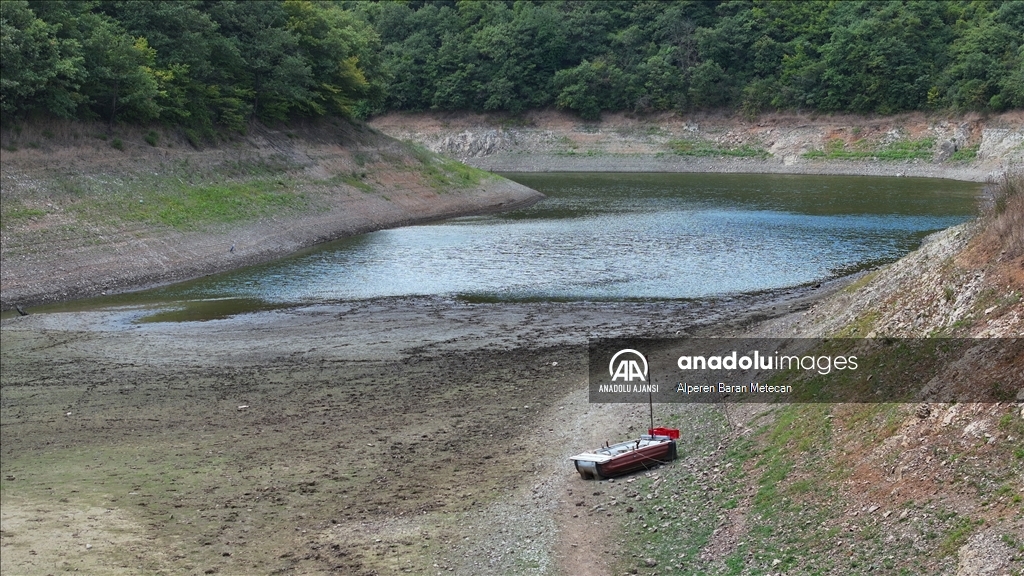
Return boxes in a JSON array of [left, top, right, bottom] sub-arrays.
[[940, 0, 1023, 110], [284, 0, 380, 117], [553, 58, 627, 119], [79, 16, 162, 124], [816, 0, 951, 113], [467, 1, 567, 112], [207, 0, 312, 121], [356, 1, 457, 111], [0, 0, 85, 118], [99, 0, 240, 131]]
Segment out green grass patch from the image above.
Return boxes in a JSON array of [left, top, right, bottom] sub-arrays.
[[938, 516, 981, 557], [96, 180, 307, 230], [725, 402, 838, 574], [614, 344, 1019, 575], [405, 141, 434, 165], [668, 138, 770, 159], [834, 309, 880, 338], [615, 405, 840, 574], [613, 407, 733, 575], [0, 203, 48, 229], [401, 141, 488, 191], [998, 411, 1024, 437], [841, 270, 880, 294], [419, 157, 488, 191], [334, 172, 374, 192], [950, 143, 979, 162], [764, 338, 1005, 403], [803, 137, 935, 161]]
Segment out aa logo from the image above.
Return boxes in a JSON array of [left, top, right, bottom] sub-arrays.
[[609, 349, 648, 382]]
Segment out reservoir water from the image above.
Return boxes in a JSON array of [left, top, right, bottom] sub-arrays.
[[117, 173, 979, 313]]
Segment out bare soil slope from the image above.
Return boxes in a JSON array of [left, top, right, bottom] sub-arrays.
[[370, 109, 1023, 181], [1, 119, 543, 309]]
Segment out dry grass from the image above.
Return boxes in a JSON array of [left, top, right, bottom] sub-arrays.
[[962, 171, 1024, 268], [985, 171, 1024, 259]]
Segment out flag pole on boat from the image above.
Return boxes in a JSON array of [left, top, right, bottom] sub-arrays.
[[648, 362, 654, 434]]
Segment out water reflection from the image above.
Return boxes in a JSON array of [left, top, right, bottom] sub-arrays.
[[157, 173, 978, 305], [23, 173, 979, 320]]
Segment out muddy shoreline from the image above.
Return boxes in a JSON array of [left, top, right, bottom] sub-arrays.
[[4, 111, 1020, 575], [1, 119, 545, 311], [0, 270, 846, 575], [0, 177, 544, 312], [5, 112, 1020, 311]]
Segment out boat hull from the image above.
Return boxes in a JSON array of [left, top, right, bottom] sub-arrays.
[[571, 436, 677, 480], [596, 440, 676, 478]]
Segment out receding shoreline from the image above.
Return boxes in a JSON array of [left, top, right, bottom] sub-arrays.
[[0, 120, 544, 310], [475, 153, 996, 181], [3, 112, 1020, 309], [3, 114, 1021, 576]]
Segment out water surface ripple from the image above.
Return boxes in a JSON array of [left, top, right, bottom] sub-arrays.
[[152, 172, 977, 305]]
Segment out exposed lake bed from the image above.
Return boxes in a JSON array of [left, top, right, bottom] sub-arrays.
[[2, 113, 1020, 575], [0, 270, 852, 575]]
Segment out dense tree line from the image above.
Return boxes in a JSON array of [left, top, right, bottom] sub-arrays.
[[2, 1, 1021, 130], [0, 0, 383, 135], [357, 0, 1023, 118]]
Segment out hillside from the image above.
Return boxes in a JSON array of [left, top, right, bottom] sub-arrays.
[[1, 113, 1020, 575], [372, 109, 1023, 574], [0, 119, 543, 309], [371, 109, 1023, 180], [592, 174, 1023, 576]]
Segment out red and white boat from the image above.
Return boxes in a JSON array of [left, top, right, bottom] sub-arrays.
[[570, 428, 679, 480]]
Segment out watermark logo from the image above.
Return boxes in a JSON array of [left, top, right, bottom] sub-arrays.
[[591, 337, 1021, 404], [609, 349, 648, 382]]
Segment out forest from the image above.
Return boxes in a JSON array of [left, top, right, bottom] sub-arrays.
[[2, 0, 1022, 134]]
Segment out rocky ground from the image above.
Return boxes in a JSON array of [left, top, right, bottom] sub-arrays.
[[2, 211, 1019, 575], [369, 109, 1023, 181]]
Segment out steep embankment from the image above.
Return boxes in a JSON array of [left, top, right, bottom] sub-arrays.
[[367, 107, 1024, 575], [594, 175, 1023, 576], [0, 119, 543, 309], [370, 110, 1023, 181]]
